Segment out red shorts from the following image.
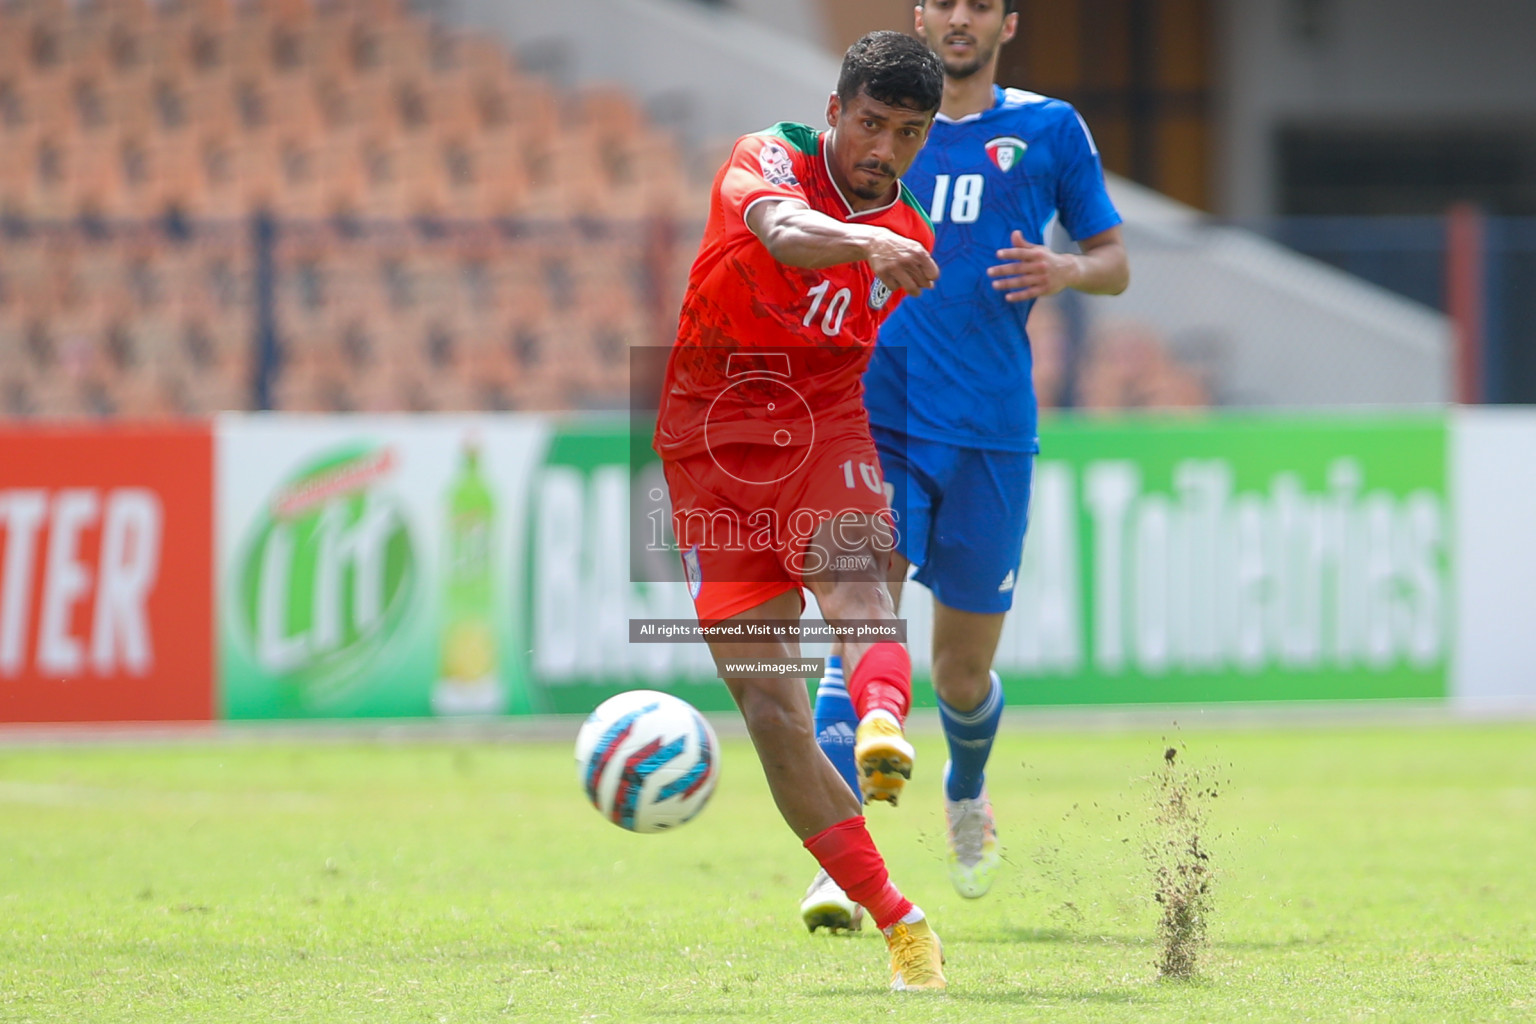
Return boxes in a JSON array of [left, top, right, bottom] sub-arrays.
[[662, 429, 892, 625]]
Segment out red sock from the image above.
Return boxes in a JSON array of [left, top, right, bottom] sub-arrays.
[[803, 816, 912, 931], [847, 642, 911, 722]]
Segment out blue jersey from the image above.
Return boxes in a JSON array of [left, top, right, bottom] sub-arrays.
[[864, 86, 1122, 452]]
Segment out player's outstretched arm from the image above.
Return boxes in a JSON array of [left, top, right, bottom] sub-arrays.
[[986, 226, 1129, 303], [747, 198, 939, 296]]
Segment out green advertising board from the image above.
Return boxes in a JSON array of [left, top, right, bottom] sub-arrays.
[[216, 413, 1448, 719], [982, 414, 1448, 704], [218, 418, 549, 719]]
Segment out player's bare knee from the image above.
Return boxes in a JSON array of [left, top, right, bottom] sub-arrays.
[[813, 580, 894, 624], [932, 653, 993, 712]]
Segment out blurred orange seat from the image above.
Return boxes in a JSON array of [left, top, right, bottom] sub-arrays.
[[188, 372, 253, 413], [193, 132, 245, 218], [116, 133, 173, 218], [111, 371, 184, 420]]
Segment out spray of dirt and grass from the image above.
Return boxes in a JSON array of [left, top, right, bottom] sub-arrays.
[[1148, 742, 1218, 979]]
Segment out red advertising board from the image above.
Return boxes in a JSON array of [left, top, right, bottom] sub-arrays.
[[0, 424, 213, 723]]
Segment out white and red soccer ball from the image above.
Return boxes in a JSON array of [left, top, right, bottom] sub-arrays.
[[574, 690, 720, 833]]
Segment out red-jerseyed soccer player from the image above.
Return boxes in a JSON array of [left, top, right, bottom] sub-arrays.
[[651, 32, 947, 991]]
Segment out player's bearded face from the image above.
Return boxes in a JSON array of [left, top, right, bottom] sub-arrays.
[[826, 91, 933, 206], [922, 2, 1010, 80]]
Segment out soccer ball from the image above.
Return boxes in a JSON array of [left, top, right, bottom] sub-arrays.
[[574, 690, 720, 833]]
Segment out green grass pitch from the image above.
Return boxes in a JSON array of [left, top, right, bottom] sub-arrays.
[[2, 718, 1534, 1022]]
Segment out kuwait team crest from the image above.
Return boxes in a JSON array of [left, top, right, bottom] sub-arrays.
[[985, 136, 1028, 173]]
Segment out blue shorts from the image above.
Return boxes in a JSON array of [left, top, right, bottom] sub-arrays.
[[872, 424, 1034, 615]]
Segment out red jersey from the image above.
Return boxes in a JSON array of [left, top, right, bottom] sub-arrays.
[[653, 122, 934, 460]]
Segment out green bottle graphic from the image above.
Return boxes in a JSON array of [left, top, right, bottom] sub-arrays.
[[433, 437, 505, 715]]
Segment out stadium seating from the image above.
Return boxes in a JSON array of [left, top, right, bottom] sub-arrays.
[[0, 0, 1205, 419], [1031, 296, 1212, 413], [0, 0, 701, 416], [1075, 319, 1211, 412]]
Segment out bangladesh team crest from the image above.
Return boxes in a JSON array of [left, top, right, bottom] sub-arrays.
[[869, 277, 892, 310], [984, 136, 1028, 173], [683, 544, 703, 599], [758, 140, 799, 187]]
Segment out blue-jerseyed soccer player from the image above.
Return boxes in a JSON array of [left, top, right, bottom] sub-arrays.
[[800, 0, 1130, 931]]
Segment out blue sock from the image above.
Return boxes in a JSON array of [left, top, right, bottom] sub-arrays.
[[938, 670, 1004, 802], [812, 655, 862, 803]]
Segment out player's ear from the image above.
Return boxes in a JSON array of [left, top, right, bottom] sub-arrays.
[[914, 4, 925, 35], [826, 92, 840, 128], [1001, 10, 1019, 45]]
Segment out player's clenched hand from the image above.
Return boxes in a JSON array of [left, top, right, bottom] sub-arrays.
[[987, 229, 1078, 302], [865, 229, 939, 296]]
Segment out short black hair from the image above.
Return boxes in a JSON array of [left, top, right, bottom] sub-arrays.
[[837, 30, 944, 114]]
